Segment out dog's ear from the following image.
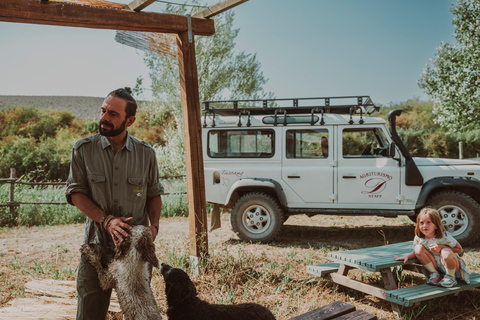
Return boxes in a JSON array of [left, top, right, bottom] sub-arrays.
[[114, 236, 131, 260], [136, 231, 159, 268]]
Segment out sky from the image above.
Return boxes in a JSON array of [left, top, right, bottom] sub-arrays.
[[0, 0, 457, 105]]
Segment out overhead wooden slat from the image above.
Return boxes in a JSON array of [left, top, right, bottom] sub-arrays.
[[127, 0, 156, 11], [193, 0, 249, 19], [0, 0, 215, 35]]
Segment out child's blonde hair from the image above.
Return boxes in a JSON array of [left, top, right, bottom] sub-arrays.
[[415, 207, 445, 238]]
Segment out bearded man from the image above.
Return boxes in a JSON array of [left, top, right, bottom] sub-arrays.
[[65, 87, 164, 320]]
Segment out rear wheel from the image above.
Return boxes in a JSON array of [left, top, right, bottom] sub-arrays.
[[231, 192, 284, 243], [426, 191, 480, 245]]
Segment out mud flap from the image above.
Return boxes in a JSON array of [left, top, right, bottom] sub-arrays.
[[210, 203, 221, 231]]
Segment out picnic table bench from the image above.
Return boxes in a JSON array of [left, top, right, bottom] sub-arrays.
[[307, 241, 480, 315]]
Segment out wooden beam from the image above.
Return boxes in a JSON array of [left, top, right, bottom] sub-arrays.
[[193, 0, 249, 19], [0, 0, 215, 35], [330, 273, 387, 300], [176, 31, 209, 261], [127, 0, 156, 11]]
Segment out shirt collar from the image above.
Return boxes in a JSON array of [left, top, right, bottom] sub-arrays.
[[100, 132, 133, 152]]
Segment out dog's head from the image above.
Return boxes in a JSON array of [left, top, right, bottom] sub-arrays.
[[161, 263, 197, 307], [114, 225, 159, 268]]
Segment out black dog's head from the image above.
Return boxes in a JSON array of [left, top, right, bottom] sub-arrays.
[[161, 263, 197, 307]]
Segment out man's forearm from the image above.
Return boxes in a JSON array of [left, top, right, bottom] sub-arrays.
[[71, 192, 106, 223], [147, 196, 162, 227]]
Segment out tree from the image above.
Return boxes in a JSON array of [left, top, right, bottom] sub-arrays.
[[418, 0, 480, 133], [134, 1, 271, 176], [138, 1, 270, 112]]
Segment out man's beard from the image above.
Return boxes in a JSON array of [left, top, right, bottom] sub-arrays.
[[99, 119, 127, 137]]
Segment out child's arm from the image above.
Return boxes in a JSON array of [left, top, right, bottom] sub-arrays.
[[394, 250, 416, 264], [430, 241, 463, 254]]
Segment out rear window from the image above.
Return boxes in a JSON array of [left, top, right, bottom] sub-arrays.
[[208, 129, 275, 158]]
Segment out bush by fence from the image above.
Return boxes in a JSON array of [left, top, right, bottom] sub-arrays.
[[0, 169, 189, 227]]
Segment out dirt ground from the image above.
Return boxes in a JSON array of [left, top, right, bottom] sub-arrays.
[[1, 214, 479, 320]]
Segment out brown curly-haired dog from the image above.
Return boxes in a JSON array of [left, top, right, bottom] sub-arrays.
[[160, 263, 276, 320], [80, 225, 162, 320]]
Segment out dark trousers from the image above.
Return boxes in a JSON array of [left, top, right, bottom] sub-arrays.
[[76, 254, 112, 320]]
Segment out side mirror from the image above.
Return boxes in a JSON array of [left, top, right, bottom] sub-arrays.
[[389, 142, 397, 158]]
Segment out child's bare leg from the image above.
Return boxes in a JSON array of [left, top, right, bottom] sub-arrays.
[[414, 244, 438, 270], [441, 248, 460, 275]]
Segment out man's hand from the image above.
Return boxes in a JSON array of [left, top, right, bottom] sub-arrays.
[[106, 217, 133, 246]]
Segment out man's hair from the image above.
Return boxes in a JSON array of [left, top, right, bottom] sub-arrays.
[[107, 87, 137, 118], [415, 207, 445, 239]]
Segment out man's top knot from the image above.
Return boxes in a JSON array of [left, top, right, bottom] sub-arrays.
[[123, 87, 133, 95]]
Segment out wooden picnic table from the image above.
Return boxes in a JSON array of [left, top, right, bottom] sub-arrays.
[[307, 241, 480, 316]]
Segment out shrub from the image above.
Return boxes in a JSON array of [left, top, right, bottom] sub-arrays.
[[0, 183, 85, 226]]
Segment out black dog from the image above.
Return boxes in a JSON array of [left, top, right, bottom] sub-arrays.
[[160, 263, 276, 320]]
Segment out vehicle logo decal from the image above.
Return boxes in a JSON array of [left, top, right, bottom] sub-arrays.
[[360, 172, 392, 198]]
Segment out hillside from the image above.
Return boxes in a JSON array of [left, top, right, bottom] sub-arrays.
[[0, 95, 106, 120]]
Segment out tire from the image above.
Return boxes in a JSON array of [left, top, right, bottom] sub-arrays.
[[426, 191, 480, 245], [230, 192, 284, 243]]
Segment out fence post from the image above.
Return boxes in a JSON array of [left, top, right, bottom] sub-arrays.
[[459, 141, 463, 160], [8, 168, 16, 221]]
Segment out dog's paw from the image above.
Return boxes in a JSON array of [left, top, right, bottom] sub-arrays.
[[80, 244, 102, 266]]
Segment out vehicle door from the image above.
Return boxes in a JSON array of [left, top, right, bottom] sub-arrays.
[[282, 127, 334, 203], [337, 125, 401, 204]]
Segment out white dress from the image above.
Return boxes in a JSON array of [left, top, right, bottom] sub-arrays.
[[413, 233, 471, 284]]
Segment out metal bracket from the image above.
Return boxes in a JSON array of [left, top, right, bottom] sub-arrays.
[[187, 14, 193, 43]]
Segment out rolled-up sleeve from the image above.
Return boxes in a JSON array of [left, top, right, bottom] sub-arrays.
[[146, 151, 165, 199], [65, 146, 89, 205]]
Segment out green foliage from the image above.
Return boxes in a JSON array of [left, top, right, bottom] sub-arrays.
[[84, 120, 99, 134], [0, 106, 169, 181], [135, 1, 272, 180], [160, 178, 189, 217], [0, 184, 85, 226], [154, 113, 186, 177], [139, 0, 270, 114], [0, 106, 75, 140], [418, 0, 480, 132], [376, 99, 480, 158]]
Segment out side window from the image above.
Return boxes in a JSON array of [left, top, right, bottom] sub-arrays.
[[286, 129, 329, 158], [208, 129, 274, 158], [342, 128, 388, 157]]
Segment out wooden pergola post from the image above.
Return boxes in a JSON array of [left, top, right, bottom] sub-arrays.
[[176, 29, 208, 271]]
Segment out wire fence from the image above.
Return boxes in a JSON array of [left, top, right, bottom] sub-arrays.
[[0, 168, 186, 215]]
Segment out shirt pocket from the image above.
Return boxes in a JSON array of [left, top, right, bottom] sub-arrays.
[[127, 177, 146, 204], [87, 174, 107, 206]]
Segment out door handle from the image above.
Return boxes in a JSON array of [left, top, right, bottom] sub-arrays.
[[343, 175, 356, 179], [288, 175, 301, 179]]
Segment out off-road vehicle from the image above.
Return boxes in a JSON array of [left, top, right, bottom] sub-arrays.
[[201, 96, 480, 245]]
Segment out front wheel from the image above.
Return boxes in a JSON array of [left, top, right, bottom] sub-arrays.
[[231, 192, 284, 243], [426, 191, 480, 245]]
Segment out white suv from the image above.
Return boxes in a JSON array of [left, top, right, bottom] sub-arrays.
[[202, 96, 480, 245]]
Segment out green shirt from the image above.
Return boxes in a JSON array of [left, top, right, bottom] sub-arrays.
[[65, 133, 164, 249]]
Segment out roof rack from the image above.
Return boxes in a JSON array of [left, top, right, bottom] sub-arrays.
[[202, 96, 379, 116]]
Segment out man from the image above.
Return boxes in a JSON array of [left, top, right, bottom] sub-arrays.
[[65, 87, 164, 320]]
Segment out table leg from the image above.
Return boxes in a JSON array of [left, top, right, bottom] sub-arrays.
[[381, 268, 400, 316], [331, 264, 350, 291]]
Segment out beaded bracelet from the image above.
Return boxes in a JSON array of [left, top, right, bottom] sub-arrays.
[[100, 214, 114, 230]]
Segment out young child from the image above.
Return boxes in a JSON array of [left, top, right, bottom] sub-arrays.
[[394, 207, 471, 287]]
